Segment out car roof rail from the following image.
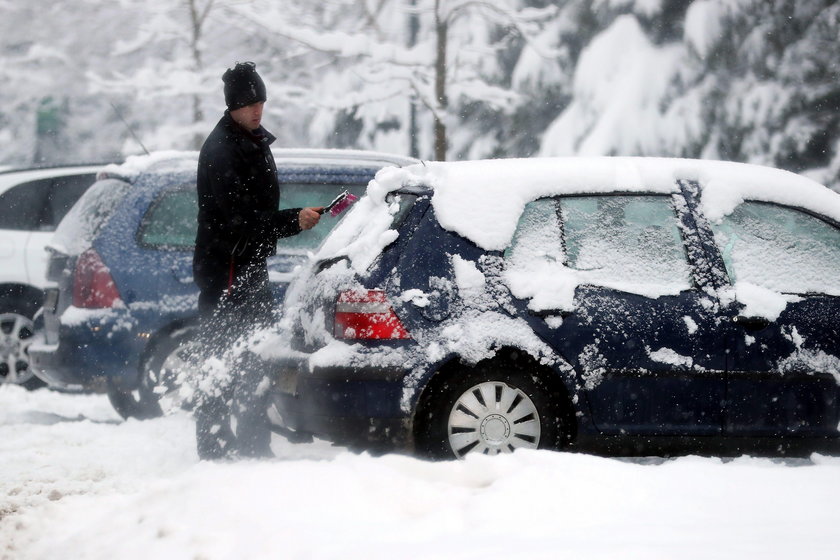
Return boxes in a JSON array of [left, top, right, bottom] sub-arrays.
[[0, 162, 114, 176], [271, 148, 419, 168]]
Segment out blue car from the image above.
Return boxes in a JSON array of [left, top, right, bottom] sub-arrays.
[[29, 149, 416, 418], [262, 157, 840, 458]]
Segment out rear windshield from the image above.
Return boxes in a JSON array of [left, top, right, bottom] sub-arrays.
[[51, 178, 130, 255], [277, 182, 368, 252], [315, 191, 419, 271]]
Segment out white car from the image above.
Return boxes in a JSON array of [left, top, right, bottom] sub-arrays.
[[0, 165, 101, 388]]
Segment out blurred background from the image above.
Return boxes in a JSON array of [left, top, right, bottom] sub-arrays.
[[1, 0, 839, 189]]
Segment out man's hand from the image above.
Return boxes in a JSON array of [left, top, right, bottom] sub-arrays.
[[299, 207, 323, 230]]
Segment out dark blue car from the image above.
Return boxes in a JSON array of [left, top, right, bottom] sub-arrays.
[[261, 157, 840, 458], [29, 149, 416, 419]]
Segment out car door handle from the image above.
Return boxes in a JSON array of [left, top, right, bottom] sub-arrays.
[[733, 315, 770, 331]]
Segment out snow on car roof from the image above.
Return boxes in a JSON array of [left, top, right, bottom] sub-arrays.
[[99, 149, 417, 183], [376, 157, 837, 251], [318, 157, 838, 277], [99, 151, 199, 182], [271, 148, 418, 168]]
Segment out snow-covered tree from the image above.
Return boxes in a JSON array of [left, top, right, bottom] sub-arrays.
[[538, 0, 840, 190], [0, 0, 137, 164], [682, 0, 840, 186], [2, 0, 840, 192], [229, 0, 556, 160]]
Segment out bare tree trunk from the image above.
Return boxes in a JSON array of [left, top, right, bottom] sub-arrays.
[[407, 0, 420, 158], [434, 0, 448, 161], [188, 0, 210, 149]]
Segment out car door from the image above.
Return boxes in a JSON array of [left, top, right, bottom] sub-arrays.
[[708, 201, 840, 436], [0, 178, 51, 287], [133, 184, 198, 300], [505, 192, 727, 436], [27, 173, 97, 288]]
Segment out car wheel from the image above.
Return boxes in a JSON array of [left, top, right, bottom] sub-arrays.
[[0, 295, 45, 390], [107, 326, 198, 420], [416, 365, 566, 459]]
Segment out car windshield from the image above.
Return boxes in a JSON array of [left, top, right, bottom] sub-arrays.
[[51, 178, 130, 255]]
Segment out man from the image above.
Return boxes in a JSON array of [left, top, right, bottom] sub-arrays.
[[192, 61, 321, 460]]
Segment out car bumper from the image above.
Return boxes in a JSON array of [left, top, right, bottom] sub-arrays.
[[268, 355, 414, 451], [29, 320, 145, 390]]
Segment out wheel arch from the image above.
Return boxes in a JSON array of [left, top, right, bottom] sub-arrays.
[[409, 346, 582, 450], [0, 283, 43, 314], [137, 316, 199, 373]]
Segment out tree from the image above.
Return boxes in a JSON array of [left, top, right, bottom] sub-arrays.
[[538, 0, 840, 190], [0, 0, 136, 164], [230, 0, 555, 160], [682, 0, 840, 185]]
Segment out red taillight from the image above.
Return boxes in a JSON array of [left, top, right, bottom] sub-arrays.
[[72, 249, 121, 309], [334, 290, 410, 340]]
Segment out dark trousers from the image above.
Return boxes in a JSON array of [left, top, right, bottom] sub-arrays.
[[193, 258, 275, 459]]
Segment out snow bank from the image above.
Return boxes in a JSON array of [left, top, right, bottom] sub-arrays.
[[2, 387, 840, 560]]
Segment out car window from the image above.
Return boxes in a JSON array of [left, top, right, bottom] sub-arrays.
[[506, 194, 691, 291], [0, 178, 51, 231], [138, 187, 197, 249], [711, 202, 840, 295], [44, 173, 97, 229], [277, 182, 366, 252], [52, 178, 131, 255], [505, 198, 565, 266]]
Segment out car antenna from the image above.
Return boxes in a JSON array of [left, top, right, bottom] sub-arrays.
[[109, 101, 150, 155]]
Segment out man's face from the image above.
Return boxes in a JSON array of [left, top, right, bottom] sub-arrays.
[[230, 101, 264, 131]]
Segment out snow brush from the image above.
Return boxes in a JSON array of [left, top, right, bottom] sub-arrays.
[[319, 190, 358, 217]]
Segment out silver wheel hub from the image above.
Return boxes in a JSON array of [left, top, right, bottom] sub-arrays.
[[447, 381, 541, 458], [0, 313, 36, 384], [480, 414, 511, 444]]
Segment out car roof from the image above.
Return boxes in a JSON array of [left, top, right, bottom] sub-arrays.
[[98, 149, 418, 184], [0, 164, 105, 195], [272, 148, 418, 168], [372, 156, 840, 252]]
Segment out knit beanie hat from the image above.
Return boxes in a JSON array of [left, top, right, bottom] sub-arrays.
[[223, 62, 267, 110]]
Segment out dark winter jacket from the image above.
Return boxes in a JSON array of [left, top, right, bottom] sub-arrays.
[[193, 112, 301, 299]]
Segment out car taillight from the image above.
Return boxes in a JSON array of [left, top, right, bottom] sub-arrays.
[[335, 290, 410, 340], [72, 249, 121, 309]]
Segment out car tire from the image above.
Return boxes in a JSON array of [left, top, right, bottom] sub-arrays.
[[107, 326, 198, 420], [415, 364, 567, 459], [0, 294, 46, 390]]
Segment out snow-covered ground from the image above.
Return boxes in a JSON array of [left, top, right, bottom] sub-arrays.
[[1, 385, 839, 559]]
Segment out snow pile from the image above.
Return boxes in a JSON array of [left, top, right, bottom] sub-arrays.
[[312, 165, 409, 273], [2, 386, 840, 559]]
